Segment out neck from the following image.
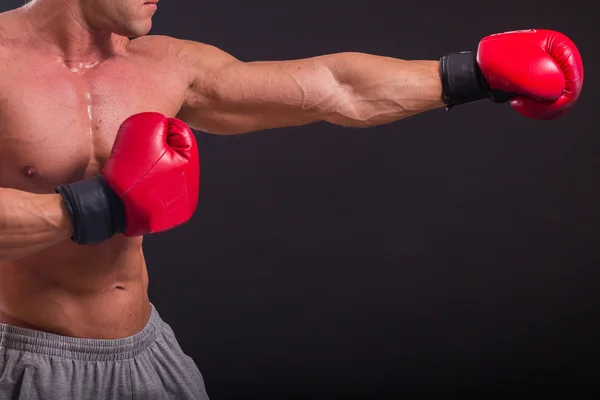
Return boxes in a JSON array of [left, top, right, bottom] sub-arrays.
[[23, 0, 123, 69]]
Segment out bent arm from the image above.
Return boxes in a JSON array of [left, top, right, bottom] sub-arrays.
[[175, 41, 444, 134], [0, 188, 73, 262]]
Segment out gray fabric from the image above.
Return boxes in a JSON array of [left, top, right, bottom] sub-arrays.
[[0, 305, 209, 400]]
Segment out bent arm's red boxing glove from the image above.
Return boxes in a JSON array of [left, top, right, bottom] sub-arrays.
[[56, 113, 200, 244], [440, 29, 584, 120]]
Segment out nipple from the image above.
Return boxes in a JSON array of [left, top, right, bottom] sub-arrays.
[[22, 165, 38, 177]]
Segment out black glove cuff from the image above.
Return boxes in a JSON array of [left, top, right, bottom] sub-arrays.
[[439, 51, 491, 107], [55, 176, 126, 245]]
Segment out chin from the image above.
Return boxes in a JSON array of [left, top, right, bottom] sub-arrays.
[[117, 22, 153, 38], [136, 22, 153, 37]]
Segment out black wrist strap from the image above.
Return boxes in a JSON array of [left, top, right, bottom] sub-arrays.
[[439, 51, 514, 109], [55, 176, 126, 245], [439, 51, 490, 107]]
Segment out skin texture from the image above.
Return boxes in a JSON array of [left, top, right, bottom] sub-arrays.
[[0, 0, 445, 339]]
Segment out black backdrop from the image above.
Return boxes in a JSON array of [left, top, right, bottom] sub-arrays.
[[2, 0, 598, 398]]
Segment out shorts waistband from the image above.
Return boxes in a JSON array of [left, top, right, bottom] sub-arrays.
[[0, 304, 162, 361]]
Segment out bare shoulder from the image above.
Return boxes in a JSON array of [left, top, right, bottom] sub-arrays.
[[127, 35, 239, 73], [0, 8, 28, 68], [0, 8, 26, 45]]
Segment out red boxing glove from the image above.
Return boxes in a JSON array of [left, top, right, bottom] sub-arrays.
[[56, 112, 200, 244], [478, 29, 583, 119], [440, 29, 584, 120], [104, 113, 200, 236]]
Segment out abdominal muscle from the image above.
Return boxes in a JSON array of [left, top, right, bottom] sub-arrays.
[[0, 235, 152, 340]]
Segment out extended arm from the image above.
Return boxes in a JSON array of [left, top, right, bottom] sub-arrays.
[[174, 28, 583, 134], [0, 188, 73, 262], [175, 41, 444, 134]]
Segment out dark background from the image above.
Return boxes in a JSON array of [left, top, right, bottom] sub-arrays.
[[4, 0, 598, 398]]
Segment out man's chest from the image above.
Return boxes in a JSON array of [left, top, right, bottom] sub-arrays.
[[0, 58, 189, 192]]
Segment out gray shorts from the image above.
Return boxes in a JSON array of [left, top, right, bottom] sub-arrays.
[[0, 305, 209, 400]]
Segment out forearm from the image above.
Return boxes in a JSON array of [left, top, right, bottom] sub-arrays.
[[0, 188, 73, 262], [323, 53, 444, 127]]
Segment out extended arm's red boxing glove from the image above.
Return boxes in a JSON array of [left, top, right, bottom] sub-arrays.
[[56, 113, 200, 244], [440, 29, 583, 120]]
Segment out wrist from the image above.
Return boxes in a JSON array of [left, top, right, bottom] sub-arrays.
[[52, 194, 75, 240]]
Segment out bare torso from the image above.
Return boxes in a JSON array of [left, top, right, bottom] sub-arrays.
[[0, 9, 191, 339]]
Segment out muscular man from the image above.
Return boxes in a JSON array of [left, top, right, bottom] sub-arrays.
[[0, 0, 583, 398]]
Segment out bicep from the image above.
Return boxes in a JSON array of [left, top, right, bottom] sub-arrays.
[[177, 44, 345, 134]]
